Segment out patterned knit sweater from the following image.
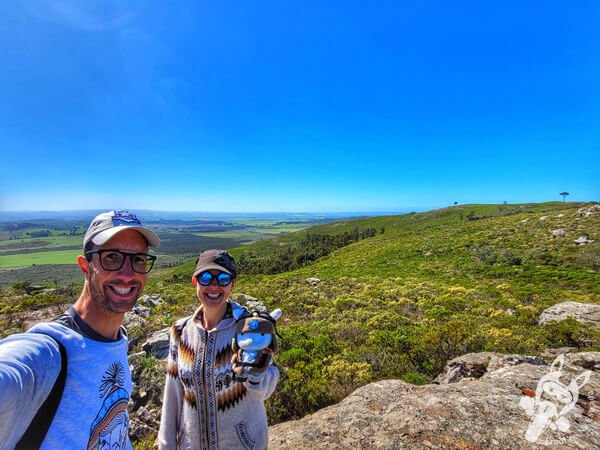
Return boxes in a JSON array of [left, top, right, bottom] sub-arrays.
[[157, 301, 279, 450]]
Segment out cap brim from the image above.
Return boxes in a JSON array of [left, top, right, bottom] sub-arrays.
[[91, 226, 161, 248], [193, 263, 232, 277]]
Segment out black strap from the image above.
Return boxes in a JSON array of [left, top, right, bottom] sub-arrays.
[[15, 337, 68, 450]]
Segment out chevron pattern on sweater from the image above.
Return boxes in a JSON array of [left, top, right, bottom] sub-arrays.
[[218, 379, 247, 412], [178, 338, 195, 367], [183, 387, 197, 409], [215, 343, 235, 368]]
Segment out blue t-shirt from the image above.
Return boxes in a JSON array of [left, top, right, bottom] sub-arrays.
[[0, 309, 133, 450]]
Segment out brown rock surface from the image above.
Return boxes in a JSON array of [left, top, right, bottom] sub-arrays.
[[269, 352, 600, 449]]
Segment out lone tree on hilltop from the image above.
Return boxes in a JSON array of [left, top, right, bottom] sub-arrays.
[[559, 192, 569, 202]]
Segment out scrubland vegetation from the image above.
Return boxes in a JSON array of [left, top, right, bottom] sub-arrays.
[[1, 202, 598, 429], [144, 202, 600, 423]]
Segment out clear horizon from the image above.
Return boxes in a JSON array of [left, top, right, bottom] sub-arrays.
[[0, 200, 594, 222], [1, 1, 599, 212]]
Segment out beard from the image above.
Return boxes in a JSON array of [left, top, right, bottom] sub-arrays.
[[88, 270, 141, 314]]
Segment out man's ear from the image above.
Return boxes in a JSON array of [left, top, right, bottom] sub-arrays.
[[77, 255, 88, 273], [192, 276, 197, 286]]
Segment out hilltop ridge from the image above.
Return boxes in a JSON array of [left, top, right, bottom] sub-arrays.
[[142, 201, 599, 428]]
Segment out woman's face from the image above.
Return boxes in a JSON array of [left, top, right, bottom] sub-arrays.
[[195, 270, 235, 309]]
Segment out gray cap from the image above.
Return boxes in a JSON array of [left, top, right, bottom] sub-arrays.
[[193, 249, 237, 278], [83, 210, 160, 251]]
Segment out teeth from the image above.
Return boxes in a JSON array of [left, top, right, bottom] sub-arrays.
[[207, 293, 220, 299], [113, 286, 133, 295]]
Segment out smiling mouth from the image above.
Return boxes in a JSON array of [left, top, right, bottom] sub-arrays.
[[110, 286, 135, 296]]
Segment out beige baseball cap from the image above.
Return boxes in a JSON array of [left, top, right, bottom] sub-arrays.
[[83, 210, 160, 251]]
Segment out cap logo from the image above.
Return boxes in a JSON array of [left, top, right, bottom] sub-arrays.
[[111, 210, 142, 226]]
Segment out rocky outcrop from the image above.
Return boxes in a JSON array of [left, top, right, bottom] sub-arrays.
[[231, 293, 269, 312], [128, 352, 165, 443], [269, 352, 600, 449], [141, 328, 170, 360], [539, 302, 600, 329], [129, 405, 161, 444], [433, 352, 545, 384], [1, 302, 72, 335], [123, 295, 165, 329], [577, 204, 600, 218], [138, 294, 165, 308]]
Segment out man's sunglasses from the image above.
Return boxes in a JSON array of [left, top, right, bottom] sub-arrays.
[[85, 249, 156, 274], [196, 271, 233, 287]]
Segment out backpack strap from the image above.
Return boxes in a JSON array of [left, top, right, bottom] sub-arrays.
[[15, 336, 68, 450]]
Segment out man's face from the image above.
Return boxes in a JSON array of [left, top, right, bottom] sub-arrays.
[[85, 229, 149, 314]]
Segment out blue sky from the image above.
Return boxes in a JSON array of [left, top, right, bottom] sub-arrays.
[[1, 1, 598, 213]]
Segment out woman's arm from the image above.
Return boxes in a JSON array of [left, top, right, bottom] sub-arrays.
[[245, 362, 279, 400]]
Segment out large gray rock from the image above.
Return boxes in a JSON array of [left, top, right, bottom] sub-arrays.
[[132, 304, 152, 317], [138, 294, 165, 308], [434, 352, 545, 384], [232, 293, 270, 312], [142, 327, 170, 360], [269, 352, 600, 449], [433, 352, 498, 384], [539, 302, 600, 329], [123, 311, 146, 329], [123, 296, 160, 328]]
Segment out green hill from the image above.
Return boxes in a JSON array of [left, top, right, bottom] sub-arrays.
[[147, 202, 599, 423]]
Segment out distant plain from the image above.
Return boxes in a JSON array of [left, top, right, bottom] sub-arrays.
[[0, 214, 346, 286]]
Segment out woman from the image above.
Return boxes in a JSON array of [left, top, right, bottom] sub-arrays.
[[158, 249, 278, 450]]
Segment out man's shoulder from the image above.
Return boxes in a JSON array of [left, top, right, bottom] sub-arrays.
[[0, 331, 63, 375], [28, 321, 82, 347], [1, 330, 61, 350]]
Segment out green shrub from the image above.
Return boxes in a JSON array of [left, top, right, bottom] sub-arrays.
[[401, 371, 430, 385], [544, 318, 600, 348]]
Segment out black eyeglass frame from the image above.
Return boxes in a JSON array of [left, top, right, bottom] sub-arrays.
[[85, 249, 157, 274], [196, 270, 234, 287]]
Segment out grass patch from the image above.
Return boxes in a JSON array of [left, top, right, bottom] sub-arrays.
[[0, 235, 81, 250], [0, 250, 81, 268]]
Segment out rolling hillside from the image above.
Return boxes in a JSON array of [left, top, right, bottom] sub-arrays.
[[144, 202, 599, 424], [2, 202, 598, 437]]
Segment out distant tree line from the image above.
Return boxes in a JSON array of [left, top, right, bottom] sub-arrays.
[[27, 230, 52, 238], [237, 227, 378, 275]]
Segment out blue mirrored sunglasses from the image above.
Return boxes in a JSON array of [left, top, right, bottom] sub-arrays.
[[197, 271, 233, 287]]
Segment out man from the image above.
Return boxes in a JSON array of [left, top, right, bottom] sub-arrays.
[[0, 210, 160, 449]]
